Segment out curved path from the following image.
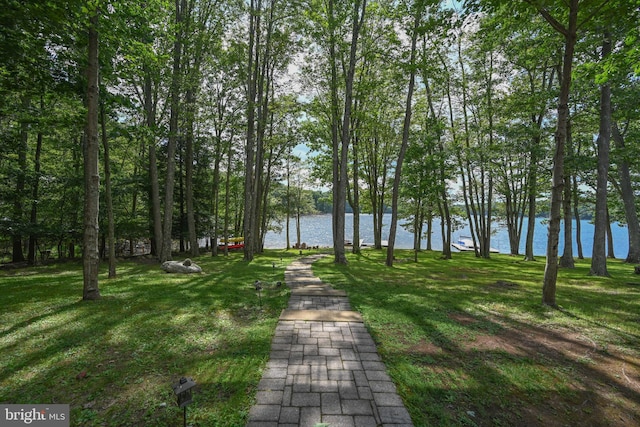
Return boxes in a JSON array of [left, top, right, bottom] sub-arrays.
[[247, 254, 414, 427]]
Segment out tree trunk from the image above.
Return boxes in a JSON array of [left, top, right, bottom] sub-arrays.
[[82, 11, 101, 300], [223, 138, 233, 256], [387, 3, 420, 267], [161, 0, 186, 263], [589, 31, 611, 277], [68, 139, 81, 259], [28, 108, 43, 266], [351, 127, 361, 255], [210, 132, 223, 257], [286, 150, 291, 250], [560, 172, 574, 268], [541, 0, 578, 307], [13, 96, 30, 263], [100, 98, 116, 278], [243, 0, 260, 262], [144, 68, 163, 259], [612, 121, 640, 263], [179, 150, 185, 253], [333, 0, 366, 265], [572, 175, 584, 259], [606, 208, 615, 259], [185, 87, 199, 257], [524, 66, 555, 262]]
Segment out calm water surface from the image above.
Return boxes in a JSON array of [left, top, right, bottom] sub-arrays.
[[264, 213, 630, 258]]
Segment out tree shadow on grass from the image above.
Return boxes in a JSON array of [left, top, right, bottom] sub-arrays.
[[0, 251, 293, 425], [311, 250, 640, 426]]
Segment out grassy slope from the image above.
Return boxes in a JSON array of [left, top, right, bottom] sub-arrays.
[[312, 250, 640, 426], [0, 251, 295, 426]]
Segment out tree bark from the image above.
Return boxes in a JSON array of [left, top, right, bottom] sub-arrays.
[[82, 11, 101, 300], [560, 172, 574, 267], [612, 121, 640, 263], [144, 67, 163, 259], [572, 175, 584, 259], [589, 31, 611, 277], [541, 0, 578, 307], [161, 0, 186, 263], [524, 65, 555, 262], [333, 0, 366, 265], [100, 98, 116, 278], [387, 2, 420, 267], [243, 0, 260, 262], [185, 87, 199, 257], [28, 105, 43, 266], [13, 95, 30, 263]]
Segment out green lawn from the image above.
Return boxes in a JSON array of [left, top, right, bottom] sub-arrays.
[[2, 249, 639, 426], [312, 250, 640, 426], [0, 251, 296, 426]]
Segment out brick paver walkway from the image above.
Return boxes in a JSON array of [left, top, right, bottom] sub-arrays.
[[246, 254, 414, 427]]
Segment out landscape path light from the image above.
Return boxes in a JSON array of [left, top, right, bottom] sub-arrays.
[[172, 376, 196, 427], [254, 280, 263, 307]]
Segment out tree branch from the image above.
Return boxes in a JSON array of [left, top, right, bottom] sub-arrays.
[[577, 0, 611, 31], [522, 0, 568, 36]]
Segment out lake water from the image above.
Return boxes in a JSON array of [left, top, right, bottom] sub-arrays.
[[264, 213, 631, 258]]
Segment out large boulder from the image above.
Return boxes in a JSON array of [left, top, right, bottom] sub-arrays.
[[161, 258, 202, 274]]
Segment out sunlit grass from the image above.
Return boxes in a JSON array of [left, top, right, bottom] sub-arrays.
[[2, 248, 639, 426], [313, 249, 640, 426], [0, 250, 298, 426]]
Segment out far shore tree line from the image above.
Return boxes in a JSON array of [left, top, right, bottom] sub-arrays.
[[1, 0, 638, 306]]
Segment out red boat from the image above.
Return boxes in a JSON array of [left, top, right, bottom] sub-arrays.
[[218, 237, 245, 250]]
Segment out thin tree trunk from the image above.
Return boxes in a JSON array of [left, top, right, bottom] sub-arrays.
[[185, 88, 199, 257], [572, 175, 584, 259], [223, 138, 233, 256], [351, 127, 361, 255], [541, 0, 578, 307], [144, 68, 163, 259], [386, 2, 420, 267], [328, 0, 340, 256], [286, 150, 291, 250], [161, 0, 186, 262], [28, 104, 43, 266], [211, 133, 222, 257], [100, 98, 116, 278], [612, 121, 640, 263], [334, 0, 366, 265], [243, 0, 260, 262], [606, 208, 615, 259], [13, 96, 30, 263], [82, 11, 101, 300], [560, 171, 574, 268], [589, 31, 611, 277]]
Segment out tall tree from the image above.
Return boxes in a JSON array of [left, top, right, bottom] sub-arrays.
[[100, 97, 116, 278], [333, 0, 367, 265], [161, 0, 186, 262], [589, 30, 611, 276], [526, 0, 580, 307], [386, 0, 425, 267], [82, 9, 101, 300]]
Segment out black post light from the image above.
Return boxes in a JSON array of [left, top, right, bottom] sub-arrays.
[[172, 376, 196, 427], [254, 280, 263, 307]]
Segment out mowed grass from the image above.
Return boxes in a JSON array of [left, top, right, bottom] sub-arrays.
[[0, 250, 297, 426], [312, 250, 640, 426], [2, 249, 639, 426]]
